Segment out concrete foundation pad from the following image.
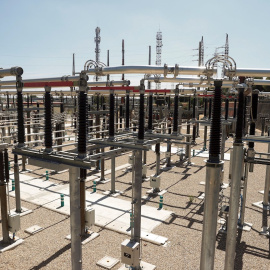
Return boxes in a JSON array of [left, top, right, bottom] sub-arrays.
[[103, 190, 123, 197], [25, 225, 44, 235], [218, 218, 252, 232], [97, 178, 111, 184], [119, 261, 156, 270], [252, 201, 270, 210], [198, 193, 205, 200], [9, 176, 171, 245], [260, 227, 270, 238], [97, 256, 119, 269], [0, 236, 24, 253], [259, 190, 264, 194], [10, 207, 33, 217], [66, 231, 100, 244], [142, 177, 150, 182], [161, 165, 175, 171]]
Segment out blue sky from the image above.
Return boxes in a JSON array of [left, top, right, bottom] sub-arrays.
[[1, 0, 270, 85]]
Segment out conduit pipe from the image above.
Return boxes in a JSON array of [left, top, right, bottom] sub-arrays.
[[86, 65, 214, 76], [0, 66, 23, 78]]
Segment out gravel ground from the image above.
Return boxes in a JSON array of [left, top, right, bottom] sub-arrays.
[[0, 128, 270, 270]]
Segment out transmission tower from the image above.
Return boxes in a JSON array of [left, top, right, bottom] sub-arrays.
[[199, 36, 204, 67], [155, 30, 163, 89], [224, 33, 229, 61], [95, 27, 101, 81]]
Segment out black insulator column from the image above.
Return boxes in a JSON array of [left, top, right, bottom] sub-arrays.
[[173, 88, 179, 133], [235, 89, 244, 143], [188, 97, 191, 111], [78, 91, 87, 156], [252, 91, 258, 120], [120, 105, 123, 129], [125, 91, 130, 130], [4, 149, 9, 183], [225, 98, 229, 120], [6, 94, 9, 109], [208, 98, 212, 119], [138, 87, 145, 141], [132, 94, 135, 109], [208, 80, 222, 163], [192, 97, 196, 119], [17, 90, 25, 146], [148, 93, 153, 131], [109, 90, 115, 138], [249, 122, 256, 149], [204, 98, 208, 117], [192, 125, 196, 142], [233, 98, 237, 118], [44, 87, 53, 152]]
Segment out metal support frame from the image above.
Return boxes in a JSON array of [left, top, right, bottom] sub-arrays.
[[69, 166, 82, 270]]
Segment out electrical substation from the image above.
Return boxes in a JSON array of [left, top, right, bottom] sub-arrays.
[[0, 29, 270, 270]]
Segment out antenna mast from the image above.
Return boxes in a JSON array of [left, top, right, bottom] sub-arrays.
[[95, 27, 101, 81], [155, 30, 163, 89]]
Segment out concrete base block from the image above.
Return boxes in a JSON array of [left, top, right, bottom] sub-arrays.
[[10, 207, 33, 217], [119, 261, 156, 270], [0, 236, 24, 253], [252, 201, 270, 210], [66, 231, 100, 244], [103, 190, 123, 197], [25, 225, 43, 235], [97, 256, 119, 269]]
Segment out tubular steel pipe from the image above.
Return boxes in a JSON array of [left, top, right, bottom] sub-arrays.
[[138, 84, 145, 141], [17, 84, 25, 147], [148, 93, 153, 131], [173, 88, 179, 133], [86, 65, 210, 76], [80, 169, 86, 236], [69, 166, 82, 270], [0, 66, 23, 78], [0, 151, 9, 243], [224, 88, 245, 270], [125, 91, 130, 130], [44, 87, 53, 152], [109, 90, 115, 138], [200, 80, 223, 270], [14, 154, 22, 213], [263, 142, 270, 207]]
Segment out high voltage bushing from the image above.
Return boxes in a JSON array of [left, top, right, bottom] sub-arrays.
[[173, 87, 179, 133], [4, 149, 9, 183], [252, 90, 259, 120], [200, 80, 223, 270], [138, 81, 145, 141], [0, 151, 4, 181], [233, 98, 237, 118], [148, 93, 153, 131], [16, 75, 25, 147], [235, 89, 244, 143], [125, 91, 130, 130], [44, 87, 53, 151], [208, 98, 212, 120], [78, 91, 88, 155], [225, 98, 229, 120], [204, 98, 208, 117], [192, 97, 196, 119], [109, 90, 115, 137], [209, 81, 222, 162]]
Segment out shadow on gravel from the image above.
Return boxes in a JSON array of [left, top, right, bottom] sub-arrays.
[[29, 243, 71, 270], [216, 228, 270, 270]]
